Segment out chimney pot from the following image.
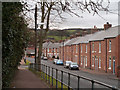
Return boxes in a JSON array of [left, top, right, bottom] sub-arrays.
[[104, 22, 112, 30]]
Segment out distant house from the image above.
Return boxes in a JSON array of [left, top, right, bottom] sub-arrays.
[[26, 47, 35, 58], [42, 41, 60, 59]]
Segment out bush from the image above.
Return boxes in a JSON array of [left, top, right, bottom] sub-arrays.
[[2, 2, 29, 87], [52, 56, 55, 58]]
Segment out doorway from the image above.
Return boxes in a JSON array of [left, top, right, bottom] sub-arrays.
[[113, 59, 115, 74], [95, 56, 98, 70], [83, 56, 85, 68]]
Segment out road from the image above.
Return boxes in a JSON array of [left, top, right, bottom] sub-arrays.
[[26, 57, 119, 89]]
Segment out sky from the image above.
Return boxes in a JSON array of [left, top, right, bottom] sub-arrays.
[[22, 0, 120, 29]]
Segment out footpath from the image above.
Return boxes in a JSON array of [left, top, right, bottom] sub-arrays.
[[11, 60, 49, 88]]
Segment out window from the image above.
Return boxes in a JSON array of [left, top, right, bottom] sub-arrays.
[[48, 48, 49, 52], [109, 56, 111, 69], [86, 56, 87, 66], [92, 56, 94, 67], [81, 45, 82, 53], [81, 56, 82, 65], [92, 43, 94, 53], [54, 48, 56, 53], [99, 56, 101, 68], [86, 44, 87, 53], [99, 42, 101, 53], [76, 45, 78, 53], [109, 40, 111, 52]]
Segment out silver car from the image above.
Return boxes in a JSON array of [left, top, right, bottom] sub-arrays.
[[43, 56, 47, 60], [69, 62, 79, 70], [64, 61, 72, 68], [53, 59, 58, 64]]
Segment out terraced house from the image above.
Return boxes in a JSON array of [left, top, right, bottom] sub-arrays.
[[43, 41, 60, 59], [59, 23, 120, 77]]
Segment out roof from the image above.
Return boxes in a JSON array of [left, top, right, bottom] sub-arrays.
[[68, 25, 120, 45], [43, 42, 60, 49], [65, 37, 79, 46], [104, 25, 120, 38], [60, 39, 71, 46], [72, 34, 93, 44], [43, 42, 52, 48], [89, 31, 105, 41], [26, 49, 35, 54], [89, 25, 120, 41]]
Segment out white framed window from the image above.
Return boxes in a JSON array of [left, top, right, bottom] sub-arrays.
[[81, 45, 82, 53], [75, 55, 78, 62], [99, 56, 101, 68], [99, 42, 101, 53], [109, 40, 111, 52], [76, 45, 78, 53], [48, 48, 49, 52], [86, 44, 87, 53], [81, 56, 82, 65], [109, 56, 111, 69], [92, 43, 94, 53], [92, 56, 94, 67], [86, 56, 87, 66], [54, 48, 56, 53]]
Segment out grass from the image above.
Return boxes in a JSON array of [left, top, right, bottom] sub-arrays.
[[47, 35, 68, 41], [67, 30, 76, 33], [29, 68, 68, 89], [25, 59, 31, 65]]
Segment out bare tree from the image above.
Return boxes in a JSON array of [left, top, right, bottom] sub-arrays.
[[22, 0, 111, 70]]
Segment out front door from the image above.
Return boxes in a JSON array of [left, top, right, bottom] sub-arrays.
[[95, 56, 98, 70], [83, 56, 85, 68], [113, 60, 115, 74]]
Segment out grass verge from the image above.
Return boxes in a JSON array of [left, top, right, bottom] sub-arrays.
[[29, 68, 68, 89], [25, 59, 31, 65]]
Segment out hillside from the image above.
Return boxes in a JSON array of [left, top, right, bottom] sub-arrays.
[[46, 28, 95, 41]]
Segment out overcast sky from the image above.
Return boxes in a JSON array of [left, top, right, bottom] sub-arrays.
[[22, 0, 120, 29]]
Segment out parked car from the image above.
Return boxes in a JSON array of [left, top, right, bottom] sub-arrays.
[[56, 60, 63, 65], [53, 59, 58, 64], [43, 56, 47, 60], [64, 61, 72, 68], [69, 62, 79, 70]]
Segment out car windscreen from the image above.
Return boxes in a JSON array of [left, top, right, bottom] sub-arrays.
[[66, 62, 71, 64], [71, 63, 78, 65]]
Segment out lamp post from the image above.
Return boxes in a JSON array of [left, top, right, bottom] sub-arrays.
[[34, 4, 37, 65]]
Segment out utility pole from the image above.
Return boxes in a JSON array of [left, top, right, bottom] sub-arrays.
[[34, 4, 37, 67]]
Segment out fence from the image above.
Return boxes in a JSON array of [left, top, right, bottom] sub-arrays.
[[29, 63, 119, 90]]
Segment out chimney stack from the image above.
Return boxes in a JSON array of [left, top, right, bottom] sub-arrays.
[[91, 25, 98, 34], [70, 35, 74, 39], [104, 22, 112, 30], [75, 32, 81, 37]]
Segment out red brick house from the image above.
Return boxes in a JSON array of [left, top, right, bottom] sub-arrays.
[[42, 42, 60, 59], [59, 23, 120, 76]]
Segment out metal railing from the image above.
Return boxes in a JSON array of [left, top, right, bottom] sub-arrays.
[[29, 63, 119, 90]]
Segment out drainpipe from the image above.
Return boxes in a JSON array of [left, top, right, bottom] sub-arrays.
[[63, 42, 64, 62], [78, 43, 80, 67], [105, 39, 107, 73], [71, 45, 72, 61], [90, 42, 91, 69], [72, 45, 73, 62]]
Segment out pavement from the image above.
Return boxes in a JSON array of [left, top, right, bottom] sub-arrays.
[[79, 68, 119, 80], [11, 59, 49, 88]]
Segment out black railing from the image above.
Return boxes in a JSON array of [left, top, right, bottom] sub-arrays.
[[29, 63, 119, 90]]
